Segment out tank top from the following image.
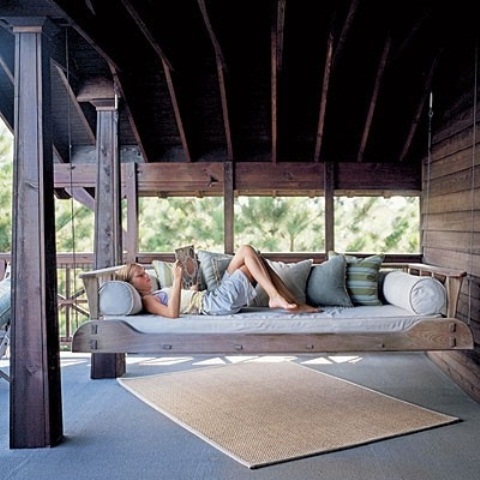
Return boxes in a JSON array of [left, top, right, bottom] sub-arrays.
[[154, 288, 206, 314]]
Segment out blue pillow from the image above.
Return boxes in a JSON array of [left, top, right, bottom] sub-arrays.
[[306, 256, 353, 307]]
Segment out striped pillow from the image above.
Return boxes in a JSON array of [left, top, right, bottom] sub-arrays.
[[329, 252, 384, 306]]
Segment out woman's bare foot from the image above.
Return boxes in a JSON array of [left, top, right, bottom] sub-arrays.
[[293, 304, 322, 313], [268, 293, 322, 313], [268, 293, 297, 310]]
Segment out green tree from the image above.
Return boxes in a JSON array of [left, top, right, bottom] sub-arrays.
[[138, 197, 224, 251], [55, 200, 94, 252], [334, 196, 419, 253], [234, 197, 325, 252]]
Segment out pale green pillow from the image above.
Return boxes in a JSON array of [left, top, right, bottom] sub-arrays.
[[306, 256, 352, 307], [152, 260, 174, 288], [329, 252, 385, 306]]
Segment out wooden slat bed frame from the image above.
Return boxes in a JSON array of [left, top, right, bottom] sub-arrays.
[[71, 263, 474, 355]]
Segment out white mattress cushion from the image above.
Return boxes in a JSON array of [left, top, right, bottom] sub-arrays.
[[382, 271, 446, 315]]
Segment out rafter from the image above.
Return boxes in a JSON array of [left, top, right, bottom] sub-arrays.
[[357, 35, 391, 162], [332, 0, 359, 68], [197, 0, 233, 161], [271, 0, 286, 163], [314, 28, 334, 163], [399, 53, 441, 162], [120, 0, 192, 162]]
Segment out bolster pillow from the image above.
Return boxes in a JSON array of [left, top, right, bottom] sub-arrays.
[[99, 281, 143, 316], [382, 271, 446, 315]]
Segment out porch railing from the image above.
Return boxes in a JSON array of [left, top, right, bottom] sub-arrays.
[[0, 253, 94, 347]]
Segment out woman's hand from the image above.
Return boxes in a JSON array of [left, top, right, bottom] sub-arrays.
[[172, 259, 184, 282]]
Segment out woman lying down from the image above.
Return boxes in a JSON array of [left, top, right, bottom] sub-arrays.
[[116, 245, 319, 318]]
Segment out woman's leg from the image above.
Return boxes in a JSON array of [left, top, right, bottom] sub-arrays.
[[227, 245, 318, 311]]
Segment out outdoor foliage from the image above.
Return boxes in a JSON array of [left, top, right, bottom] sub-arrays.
[[334, 196, 420, 253]]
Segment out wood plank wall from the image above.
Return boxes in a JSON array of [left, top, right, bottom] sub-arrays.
[[425, 100, 480, 402]]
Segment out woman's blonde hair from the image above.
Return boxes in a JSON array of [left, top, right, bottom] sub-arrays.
[[115, 263, 143, 284]]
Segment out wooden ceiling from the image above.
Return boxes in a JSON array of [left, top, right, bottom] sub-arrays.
[[0, 1, 476, 172]]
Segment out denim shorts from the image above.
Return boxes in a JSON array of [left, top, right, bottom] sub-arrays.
[[202, 269, 257, 315]]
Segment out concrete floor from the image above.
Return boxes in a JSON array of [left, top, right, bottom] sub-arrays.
[[1, 351, 480, 480]]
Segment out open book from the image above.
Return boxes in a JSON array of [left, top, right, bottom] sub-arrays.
[[174, 245, 199, 289]]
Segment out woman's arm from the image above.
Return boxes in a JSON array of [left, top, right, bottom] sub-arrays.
[[142, 260, 183, 319]]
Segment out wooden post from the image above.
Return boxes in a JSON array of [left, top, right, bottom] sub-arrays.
[[324, 162, 335, 254], [224, 161, 234, 253], [124, 162, 139, 263], [10, 19, 63, 448], [79, 79, 125, 378]]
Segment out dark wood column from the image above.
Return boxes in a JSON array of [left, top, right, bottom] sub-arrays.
[[124, 162, 139, 263], [79, 79, 125, 379], [324, 162, 335, 254], [224, 162, 234, 254], [10, 19, 63, 448]]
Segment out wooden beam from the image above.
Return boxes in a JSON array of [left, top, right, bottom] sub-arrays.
[[0, 27, 14, 83], [332, 0, 359, 68], [399, 53, 440, 162], [44, 0, 123, 71], [91, 99, 125, 379], [324, 162, 335, 253], [77, 75, 115, 110], [198, 0, 234, 161], [315, 1, 358, 163], [357, 35, 391, 162], [124, 161, 138, 263], [65, 186, 95, 211], [223, 161, 234, 253], [121, 0, 192, 162], [314, 28, 334, 162], [54, 161, 422, 195], [335, 162, 421, 192], [10, 19, 63, 449], [271, 0, 286, 163]]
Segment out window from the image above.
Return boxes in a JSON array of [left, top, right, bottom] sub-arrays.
[[136, 195, 420, 253], [234, 197, 325, 252], [334, 196, 420, 253], [138, 197, 224, 252]]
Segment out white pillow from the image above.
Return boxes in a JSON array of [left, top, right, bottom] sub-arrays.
[[249, 259, 313, 307], [382, 271, 446, 315], [99, 281, 143, 316]]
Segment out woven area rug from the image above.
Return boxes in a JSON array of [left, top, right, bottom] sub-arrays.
[[117, 361, 459, 469]]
